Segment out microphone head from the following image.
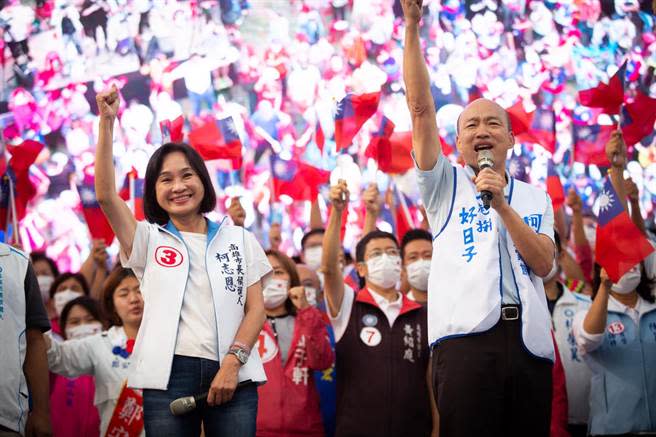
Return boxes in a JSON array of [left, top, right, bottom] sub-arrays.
[[477, 148, 494, 169], [169, 395, 197, 416]]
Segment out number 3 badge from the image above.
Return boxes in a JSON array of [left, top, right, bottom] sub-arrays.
[[155, 246, 183, 267], [360, 327, 382, 347]]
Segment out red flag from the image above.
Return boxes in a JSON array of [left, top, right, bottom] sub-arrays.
[[578, 62, 626, 115], [620, 90, 656, 146], [118, 168, 145, 220], [516, 107, 556, 153], [394, 186, 413, 241], [271, 155, 330, 201], [334, 92, 380, 151], [160, 115, 185, 143], [572, 124, 615, 166], [0, 140, 44, 231], [188, 116, 242, 169], [315, 121, 325, 154], [507, 101, 534, 136], [365, 116, 395, 168], [78, 172, 115, 245], [546, 160, 565, 212], [595, 178, 654, 282]]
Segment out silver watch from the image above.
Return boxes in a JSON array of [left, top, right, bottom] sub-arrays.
[[228, 347, 249, 365]]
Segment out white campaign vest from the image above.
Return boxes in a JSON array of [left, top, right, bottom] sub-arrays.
[[428, 165, 555, 361], [0, 244, 29, 434], [552, 286, 592, 425], [127, 219, 267, 390]]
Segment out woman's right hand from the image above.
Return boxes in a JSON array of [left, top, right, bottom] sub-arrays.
[[95, 86, 119, 121], [329, 179, 349, 212]]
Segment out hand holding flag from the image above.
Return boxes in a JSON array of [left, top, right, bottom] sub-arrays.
[[604, 130, 627, 168]]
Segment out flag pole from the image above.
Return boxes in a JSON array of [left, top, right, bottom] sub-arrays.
[[7, 176, 20, 246]]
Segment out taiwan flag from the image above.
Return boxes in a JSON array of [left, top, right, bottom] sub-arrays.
[[546, 160, 565, 212], [365, 116, 395, 167], [572, 124, 615, 166], [159, 115, 185, 143], [578, 61, 626, 115], [394, 186, 414, 241], [516, 107, 556, 153], [0, 139, 44, 231], [188, 116, 243, 168], [595, 178, 653, 282], [507, 100, 534, 136], [620, 90, 656, 146], [78, 172, 115, 245], [334, 92, 380, 151], [118, 168, 145, 220], [271, 155, 330, 202]]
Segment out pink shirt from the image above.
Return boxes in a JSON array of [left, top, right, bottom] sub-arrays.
[[50, 374, 100, 437]]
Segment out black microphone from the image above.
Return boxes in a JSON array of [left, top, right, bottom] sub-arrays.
[[477, 149, 494, 210], [169, 380, 253, 415], [169, 391, 207, 416]]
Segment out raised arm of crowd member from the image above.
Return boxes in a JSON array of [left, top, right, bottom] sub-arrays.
[[580, 267, 612, 338], [310, 198, 324, 229], [566, 188, 593, 283], [605, 130, 629, 212], [94, 86, 137, 256], [227, 197, 246, 227], [79, 239, 109, 300], [624, 177, 646, 235], [321, 180, 349, 318], [402, 0, 440, 171], [363, 183, 382, 234]]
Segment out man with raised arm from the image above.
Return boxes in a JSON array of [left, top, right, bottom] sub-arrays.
[[321, 180, 434, 437], [401, 1, 556, 436]]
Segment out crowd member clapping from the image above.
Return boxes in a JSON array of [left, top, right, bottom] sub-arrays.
[[256, 250, 333, 437], [46, 267, 144, 436]]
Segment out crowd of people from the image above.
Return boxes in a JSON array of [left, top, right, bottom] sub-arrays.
[[1, 0, 656, 436]]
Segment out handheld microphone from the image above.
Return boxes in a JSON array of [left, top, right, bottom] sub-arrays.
[[170, 392, 207, 416], [477, 149, 494, 210], [169, 380, 253, 415]]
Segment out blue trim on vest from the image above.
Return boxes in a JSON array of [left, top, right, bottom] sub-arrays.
[[433, 166, 457, 241], [497, 240, 503, 300], [164, 217, 225, 244], [16, 328, 26, 430], [507, 176, 515, 204], [9, 248, 27, 260]]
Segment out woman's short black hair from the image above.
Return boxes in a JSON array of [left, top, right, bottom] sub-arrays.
[[60, 296, 103, 339], [592, 262, 655, 303], [49, 272, 90, 299], [143, 142, 217, 225], [30, 251, 60, 277]]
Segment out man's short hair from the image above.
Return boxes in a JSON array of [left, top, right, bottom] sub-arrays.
[[400, 228, 432, 261], [301, 228, 325, 251], [355, 230, 398, 263]]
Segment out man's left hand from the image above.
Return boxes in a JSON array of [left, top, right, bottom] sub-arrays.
[[473, 168, 507, 211]]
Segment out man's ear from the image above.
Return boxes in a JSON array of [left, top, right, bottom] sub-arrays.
[[356, 261, 367, 279]]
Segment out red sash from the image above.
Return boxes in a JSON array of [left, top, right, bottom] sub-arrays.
[[104, 382, 144, 437]]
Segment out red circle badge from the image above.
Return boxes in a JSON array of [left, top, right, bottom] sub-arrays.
[[155, 246, 183, 268], [607, 321, 624, 335]]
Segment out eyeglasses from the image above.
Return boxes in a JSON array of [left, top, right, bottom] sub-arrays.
[[366, 248, 400, 259]]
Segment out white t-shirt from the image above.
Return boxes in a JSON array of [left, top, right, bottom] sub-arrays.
[[175, 231, 218, 360], [328, 285, 402, 342]]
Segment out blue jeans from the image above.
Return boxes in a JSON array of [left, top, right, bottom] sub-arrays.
[[143, 355, 258, 437], [188, 88, 215, 116]]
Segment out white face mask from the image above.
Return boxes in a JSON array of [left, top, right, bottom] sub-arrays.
[[611, 267, 641, 294], [366, 254, 401, 289], [543, 259, 559, 283], [54, 289, 84, 317], [262, 278, 289, 309], [304, 286, 318, 307], [406, 259, 431, 291], [304, 246, 323, 271], [37, 275, 54, 303], [66, 321, 103, 340]]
